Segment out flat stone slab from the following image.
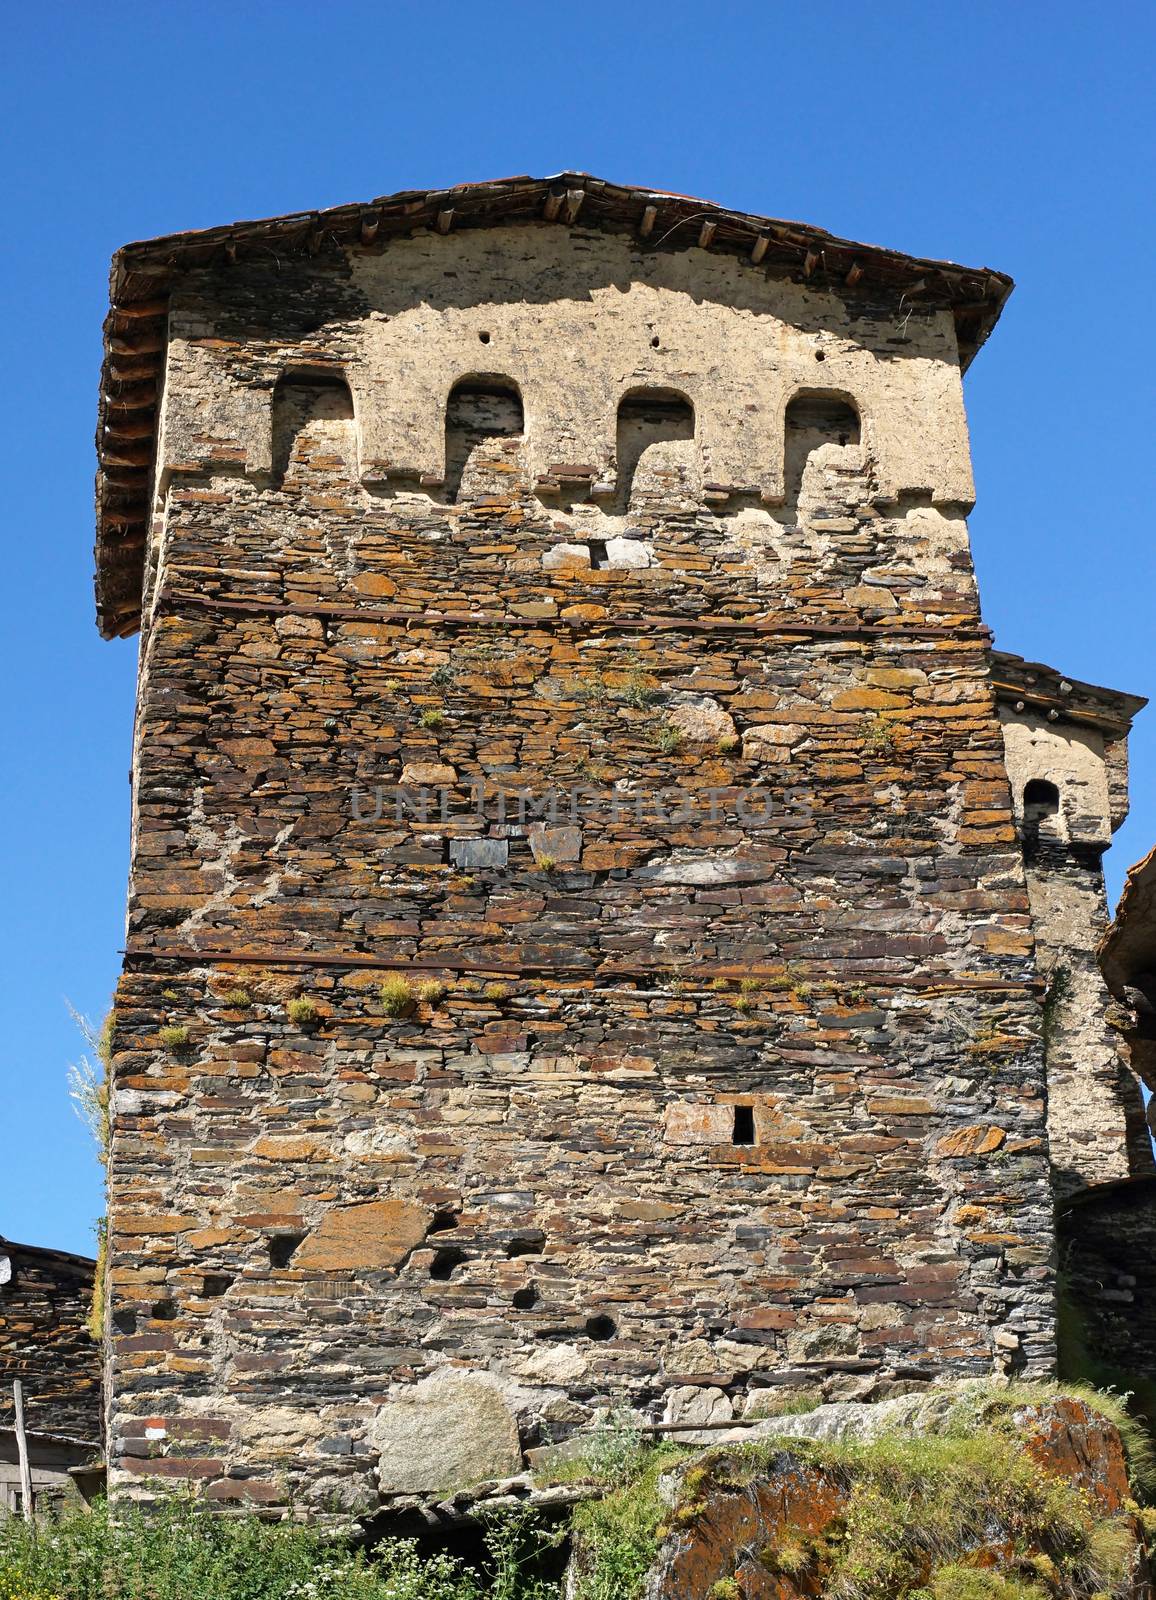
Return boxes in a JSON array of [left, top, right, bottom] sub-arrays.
[[294, 1199, 432, 1272]]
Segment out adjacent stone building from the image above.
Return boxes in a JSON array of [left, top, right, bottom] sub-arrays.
[[92, 174, 1151, 1516], [0, 1237, 102, 1512]]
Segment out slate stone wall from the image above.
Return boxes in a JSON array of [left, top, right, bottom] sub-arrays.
[[104, 238, 1054, 1513]]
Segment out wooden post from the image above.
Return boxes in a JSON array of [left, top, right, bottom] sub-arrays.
[[12, 1380, 33, 1520]]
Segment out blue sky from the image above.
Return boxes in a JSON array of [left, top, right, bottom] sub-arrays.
[[2, 1, 1153, 1256]]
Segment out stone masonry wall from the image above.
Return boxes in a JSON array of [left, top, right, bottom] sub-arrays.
[[104, 229, 1053, 1515]]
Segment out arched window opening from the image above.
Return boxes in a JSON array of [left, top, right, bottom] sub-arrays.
[[272, 371, 356, 483], [784, 390, 861, 503], [445, 377, 524, 501], [1024, 778, 1061, 826], [615, 388, 696, 510]]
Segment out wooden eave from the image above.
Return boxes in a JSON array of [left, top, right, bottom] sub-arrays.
[[991, 650, 1148, 741], [94, 171, 1015, 639]]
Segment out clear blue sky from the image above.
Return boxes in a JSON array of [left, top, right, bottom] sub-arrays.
[[2, 1, 1152, 1256]]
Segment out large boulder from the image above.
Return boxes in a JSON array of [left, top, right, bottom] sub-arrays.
[[371, 1370, 523, 1496]]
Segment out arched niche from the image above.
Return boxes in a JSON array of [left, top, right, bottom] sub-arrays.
[[272, 370, 357, 484], [783, 389, 861, 506], [615, 388, 697, 510], [444, 376, 524, 502]]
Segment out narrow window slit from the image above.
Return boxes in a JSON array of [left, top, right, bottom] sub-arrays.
[[733, 1104, 756, 1145]]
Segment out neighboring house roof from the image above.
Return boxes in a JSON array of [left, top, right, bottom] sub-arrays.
[[1101, 845, 1156, 998], [0, 1238, 96, 1274], [94, 171, 1015, 639], [991, 650, 1148, 739], [0, 1424, 101, 1451]]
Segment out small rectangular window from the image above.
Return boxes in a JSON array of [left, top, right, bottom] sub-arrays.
[[732, 1105, 755, 1145]]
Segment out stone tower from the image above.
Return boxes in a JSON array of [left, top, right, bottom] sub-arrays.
[[97, 175, 1085, 1516]]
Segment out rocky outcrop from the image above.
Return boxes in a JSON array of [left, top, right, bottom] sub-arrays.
[[571, 1391, 1153, 1599]]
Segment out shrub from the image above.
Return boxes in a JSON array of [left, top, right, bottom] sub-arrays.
[[224, 988, 252, 1009], [416, 978, 447, 1006], [159, 1024, 189, 1051], [569, 1441, 688, 1600], [621, 668, 662, 710], [286, 996, 318, 1025], [380, 976, 415, 1017], [654, 723, 683, 755], [419, 708, 446, 730]]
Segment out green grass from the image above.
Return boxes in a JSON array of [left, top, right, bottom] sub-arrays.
[[568, 1445, 688, 1600], [620, 669, 662, 710], [0, 1496, 560, 1600]]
